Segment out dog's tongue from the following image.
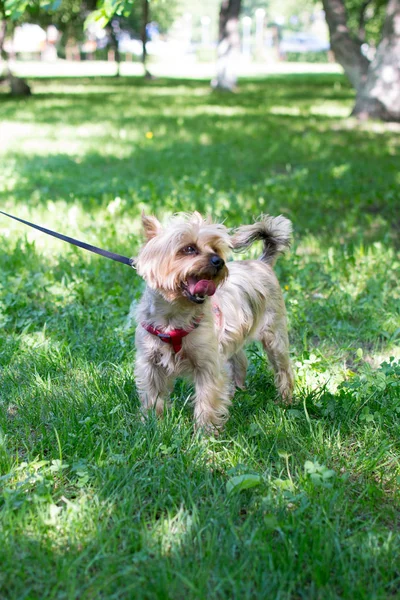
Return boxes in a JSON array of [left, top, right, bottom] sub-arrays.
[[187, 277, 216, 297]]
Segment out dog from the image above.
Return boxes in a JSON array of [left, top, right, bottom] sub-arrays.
[[134, 211, 294, 430]]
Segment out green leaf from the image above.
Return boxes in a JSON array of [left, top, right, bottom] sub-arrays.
[[273, 478, 295, 491], [49, 459, 69, 473], [4, 0, 58, 19], [304, 460, 316, 474], [304, 460, 336, 486], [226, 474, 262, 494], [85, 0, 135, 29], [322, 469, 335, 480]]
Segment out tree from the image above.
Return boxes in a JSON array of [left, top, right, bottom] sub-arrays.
[[0, 0, 97, 94], [0, 0, 35, 95], [211, 0, 242, 91], [0, 9, 7, 62], [322, 0, 400, 121], [344, 0, 387, 44], [88, 0, 177, 77], [140, 0, 150, 77]]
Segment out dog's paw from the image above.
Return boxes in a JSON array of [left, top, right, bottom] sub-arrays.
[[139, 400, 170, 421], [275, 370, 294, 404]]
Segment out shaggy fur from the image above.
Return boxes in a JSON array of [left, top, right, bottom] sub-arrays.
[[134, 211, 294, 429]]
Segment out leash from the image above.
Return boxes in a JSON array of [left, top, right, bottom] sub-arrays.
[[0, 209, 135, 268]]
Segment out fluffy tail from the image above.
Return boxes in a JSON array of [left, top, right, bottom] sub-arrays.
[[231, 215, 292, 265]]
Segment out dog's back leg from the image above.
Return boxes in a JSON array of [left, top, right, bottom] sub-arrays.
[[193, 365, 231, 431], [259, 315, 294, 403], [228, 350, 248, 391]]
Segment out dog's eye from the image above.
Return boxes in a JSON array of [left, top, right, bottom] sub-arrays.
[[182, 245, 198, 255]]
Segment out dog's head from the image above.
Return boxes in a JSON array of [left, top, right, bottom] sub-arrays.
[[136, 212, 231, 303]]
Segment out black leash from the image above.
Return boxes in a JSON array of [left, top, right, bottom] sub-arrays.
[[0, 210, 135, 268]]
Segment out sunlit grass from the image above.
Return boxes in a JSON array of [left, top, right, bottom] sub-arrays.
[[0, 74, 399, 599]]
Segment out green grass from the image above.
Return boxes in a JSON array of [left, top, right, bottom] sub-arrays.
[[0, 74, 399, 600]]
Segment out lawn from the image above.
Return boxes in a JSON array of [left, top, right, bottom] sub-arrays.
[[0, 74, 399, 600]]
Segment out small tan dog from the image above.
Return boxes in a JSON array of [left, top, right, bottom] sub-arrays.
[[134, 212, 294, 429]]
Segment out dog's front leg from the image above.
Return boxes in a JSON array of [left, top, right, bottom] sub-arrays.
[[193, 362, 231, 430], [135, 356, 173, 416]]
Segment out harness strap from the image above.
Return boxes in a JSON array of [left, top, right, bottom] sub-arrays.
[[141, 316, 203, 353]]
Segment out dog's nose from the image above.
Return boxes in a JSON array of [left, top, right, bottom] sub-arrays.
[[210, 254, 225, 270]]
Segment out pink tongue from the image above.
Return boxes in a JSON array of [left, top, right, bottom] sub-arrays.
[[188, 278, 216, 297]]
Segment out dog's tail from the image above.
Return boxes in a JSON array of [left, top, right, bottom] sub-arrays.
[[231, 215, 292, 266]]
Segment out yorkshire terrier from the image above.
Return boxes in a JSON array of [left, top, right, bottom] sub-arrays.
[[134, 212, 294, 429]]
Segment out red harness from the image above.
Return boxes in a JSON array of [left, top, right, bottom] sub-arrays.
[[141, 316, 203, 353]]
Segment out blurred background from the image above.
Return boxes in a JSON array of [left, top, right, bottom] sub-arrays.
[[0, 0, 385, 83]]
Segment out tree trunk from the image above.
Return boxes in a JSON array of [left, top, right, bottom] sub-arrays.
[[141, 0, 152, 79], [0, 16, 31, 95], [9, 73, 31, 96], [0, 18, 6, 61], [323, 0, 400, 121], [211, 0, 242, 91], [352, 0, 400, 120], [321, 0, 369, 93], [108, 22, 120, 77]]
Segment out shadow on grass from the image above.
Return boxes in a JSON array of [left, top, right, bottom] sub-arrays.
[[1, 144, 398, 247], [0, 73, 356, 125], [1, 73, 398, 245]]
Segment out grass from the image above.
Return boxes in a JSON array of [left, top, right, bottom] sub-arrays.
[[0, 73, 399, 599]]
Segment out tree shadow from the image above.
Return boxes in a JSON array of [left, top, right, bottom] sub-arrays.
[[2, 128, 397, 245], [1, 74, 397, 247]]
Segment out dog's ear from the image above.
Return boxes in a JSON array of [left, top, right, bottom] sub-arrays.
[[192, 211, 203, 222], [142, 212, 162, 241], [191, 211, 212, 226]]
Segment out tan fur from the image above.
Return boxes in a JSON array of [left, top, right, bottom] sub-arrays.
[[134, 212, 294, 430]]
